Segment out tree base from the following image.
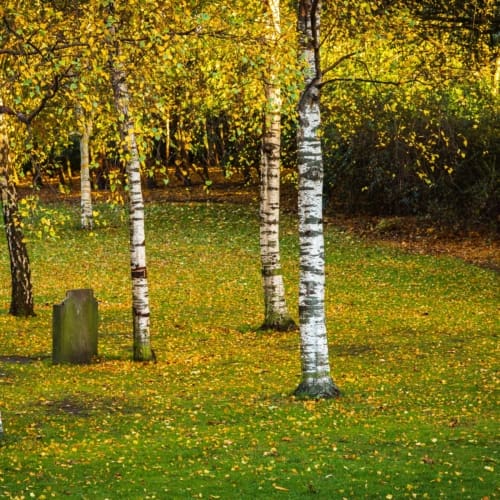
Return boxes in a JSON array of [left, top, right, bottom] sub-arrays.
[[259, 316, 298, 332], [133, 345, 156, 362], [294, 377, 341, 399], [9, 303, 35, 317], [80, 222, 94, 231]]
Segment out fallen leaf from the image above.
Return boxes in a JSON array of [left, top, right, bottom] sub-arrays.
[[272, 484, 289, 492]]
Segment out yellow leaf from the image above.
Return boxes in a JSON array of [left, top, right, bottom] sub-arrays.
[[272, 484, 289, 492]]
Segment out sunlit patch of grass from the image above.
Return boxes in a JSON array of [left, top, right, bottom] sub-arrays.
[[0, 202, 497, 498]]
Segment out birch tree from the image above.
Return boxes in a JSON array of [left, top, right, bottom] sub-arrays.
[[105, 3, 154, 362], [77, 107, 93, 230], [259, 0, 295, 331], [0, 106, 34, 317], [294, 0, 339, 399]]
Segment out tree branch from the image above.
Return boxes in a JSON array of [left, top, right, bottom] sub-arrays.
[[0, 67, 73, 125], [322, 51, 358, 75], [2, 15, 44, 58], [320, 76, 435, 88], [320, 77, 401, 87], [0, 105, 29, 124]]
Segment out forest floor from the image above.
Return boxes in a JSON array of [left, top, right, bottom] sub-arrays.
[[330, 213, 499, 272], [2, 197, 497, 499], [22, 170, 499, 271]]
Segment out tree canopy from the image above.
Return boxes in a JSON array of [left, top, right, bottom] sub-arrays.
[[0, 0, 497, 219]]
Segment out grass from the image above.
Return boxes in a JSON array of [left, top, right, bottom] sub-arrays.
[[0, 201, 498, 499]]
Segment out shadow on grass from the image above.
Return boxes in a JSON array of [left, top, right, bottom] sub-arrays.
[[0, 354, 50, 364], [41, 394, 144, 418]]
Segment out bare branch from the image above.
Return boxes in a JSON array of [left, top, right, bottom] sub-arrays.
[[322, 51, 358, 75], [320, 77, 401, 87], [0, 48, 37, 56]]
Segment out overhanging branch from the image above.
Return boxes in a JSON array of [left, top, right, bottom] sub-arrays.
[[0, 66, 73, 125]]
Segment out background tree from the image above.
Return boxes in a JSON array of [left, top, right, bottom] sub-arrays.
[[0, 106, 34, 316], [0, 2, 78, 316], [102, 1, 154, 362], [76, 106, 93, 230], [258, 0, 295, 331], [319, 0, 498, 223]]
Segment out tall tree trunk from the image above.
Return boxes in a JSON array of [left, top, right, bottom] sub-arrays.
[[259, 0, 295, 331], [78, 108, 93, 230], [493, 55, 499, 96], [0, 110, 35, 317], [107, 13, 154, 362], [294, 0, 339, 399]]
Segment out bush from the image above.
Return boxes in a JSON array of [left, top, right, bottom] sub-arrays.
[[322, 81, 499, 226]]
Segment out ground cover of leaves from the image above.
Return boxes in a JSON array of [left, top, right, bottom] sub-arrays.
[[0, 202, 498, 499]]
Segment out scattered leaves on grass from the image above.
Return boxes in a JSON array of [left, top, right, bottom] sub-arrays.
[[0, 203, 497, 498]]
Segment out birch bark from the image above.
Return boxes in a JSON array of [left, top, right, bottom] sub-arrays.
[[259, 0, 295, 331], [107, 13, 154, 362], [295, 0, 339, 398], [0, 107, 35, 317], [78, 108, 93, 230]]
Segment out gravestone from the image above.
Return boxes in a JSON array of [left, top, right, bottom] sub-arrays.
[[52, 289, 98, 364]]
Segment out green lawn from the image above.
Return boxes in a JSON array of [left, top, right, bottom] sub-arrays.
[[0, 202, 498, 499]]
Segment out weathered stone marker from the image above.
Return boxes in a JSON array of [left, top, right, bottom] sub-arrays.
[[52, 289, 98, 364]]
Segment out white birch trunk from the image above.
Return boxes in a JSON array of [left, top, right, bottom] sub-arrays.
[[107, 13, 154, 362], [259, 0, 295, 331], [78, 108, 93, 230], [295, 0, 339, 398]]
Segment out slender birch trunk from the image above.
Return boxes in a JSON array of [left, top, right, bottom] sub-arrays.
[[294, 0, 339, 398], [107, 12, 154, 362], [0, 109, 35, 317], [259, 0, 295, 331], [78, 108, 93, 230], [493, 55, 499, 96]]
